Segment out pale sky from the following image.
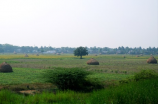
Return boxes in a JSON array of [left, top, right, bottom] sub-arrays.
[[0, 0, 158, 48]]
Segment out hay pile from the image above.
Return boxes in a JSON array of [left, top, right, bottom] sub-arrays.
[[25, 54, 29, 57], [36, 54, 39, 56], [136, 55, 139, 57], [87, 58, 99, 65], [0, 62, 13, 72], [147, 56, 157, 64]]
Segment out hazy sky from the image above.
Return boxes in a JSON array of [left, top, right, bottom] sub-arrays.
[[0, 0, 158, 48]]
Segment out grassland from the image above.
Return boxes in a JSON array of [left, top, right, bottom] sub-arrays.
[[0, 54, 157, 85], [0, 54, 158, 103]]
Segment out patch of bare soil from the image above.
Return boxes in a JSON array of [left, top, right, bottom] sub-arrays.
[[0, 83, 57, 95], [18, 90, 40, 95]]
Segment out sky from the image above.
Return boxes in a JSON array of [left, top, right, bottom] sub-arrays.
[[0, 0, 158, 48]]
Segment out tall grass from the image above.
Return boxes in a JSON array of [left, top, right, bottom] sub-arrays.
[[0, 78, 158, 104]]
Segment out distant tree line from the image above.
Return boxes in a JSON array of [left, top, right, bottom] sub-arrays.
[[0, 44, 157, 55]]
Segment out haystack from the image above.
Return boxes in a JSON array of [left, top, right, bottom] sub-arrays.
[[25, 54, 29, 57], [36, 54, 39, 56], [0, 62, 13, 72], [136, 55, 139, 57], [87, 58, 99, 65], [147, 56, 157, 64]]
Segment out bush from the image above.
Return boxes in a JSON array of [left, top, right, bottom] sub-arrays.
[[44, 67, 103, 91], [134, 70, 158, 81]]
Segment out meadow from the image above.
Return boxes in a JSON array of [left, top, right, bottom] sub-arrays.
[[0, 53, 158, 103]]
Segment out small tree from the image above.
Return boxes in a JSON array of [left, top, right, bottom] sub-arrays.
[[74, 46, 88, 59]]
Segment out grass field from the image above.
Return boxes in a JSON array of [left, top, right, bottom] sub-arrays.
[[0, 54, 157, 103], [0, 54, 157, 85]]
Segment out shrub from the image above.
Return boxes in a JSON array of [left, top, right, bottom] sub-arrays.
[[44, 67, 103, 91], [134, 70, 158, 81]]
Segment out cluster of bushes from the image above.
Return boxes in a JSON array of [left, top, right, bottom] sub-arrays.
[[119, 69, 158, 84], [44, 67, 104, 92]]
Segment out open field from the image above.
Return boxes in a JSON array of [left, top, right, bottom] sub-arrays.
[[0, 54, 158, 103], [0, 54, 157, 85]]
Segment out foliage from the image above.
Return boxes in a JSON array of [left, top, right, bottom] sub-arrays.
[[134, 70, 158, 81], [89, 78, 158, 104], [0, 78, 158, 104], [44, 67, 103, 91], [0, 43, 158, 54], [74, 46, 88, 59]]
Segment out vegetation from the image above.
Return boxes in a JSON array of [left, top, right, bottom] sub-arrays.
[[74, 46, 88, 59], [44, 67, 103, 91], [0, 54, 157, 103], [0, 43, 158, 55], [134, 69, 158, 81], [0, 78, 158, 104]]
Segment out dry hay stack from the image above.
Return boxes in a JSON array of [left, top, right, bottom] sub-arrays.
[[0, 62, 13, 72], [25, 54, 29, 57], [36, 54, 39, 56], [136, 55, 139, 57], [147, 56, 157, 64], [87, 58, 99, 65]]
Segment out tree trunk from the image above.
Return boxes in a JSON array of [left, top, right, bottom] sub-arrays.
[[80, 55, 82, 59]]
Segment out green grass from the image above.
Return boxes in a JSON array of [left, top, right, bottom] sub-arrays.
[[0, 67, 132, 85], [0, 78, 158, 104], [0, 54, 157, 85], [0, 68, 45, 85], [0, 54, 157, 103], [88, 73, 133, 81]]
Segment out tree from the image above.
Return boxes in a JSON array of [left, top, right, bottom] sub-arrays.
[[74, 46, 88, 59], [0, 48, 4, 53]]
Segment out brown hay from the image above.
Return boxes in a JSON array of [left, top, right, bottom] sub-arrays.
[[87, 58, 99, 65], [0, 62, 13, 72], [147, 56, 157, 64]]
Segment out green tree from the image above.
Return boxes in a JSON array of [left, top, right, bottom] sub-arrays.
[[74, 46, 88, 59], [0, 48, 4, 53]]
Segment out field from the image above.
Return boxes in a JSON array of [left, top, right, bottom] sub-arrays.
[[0, 54, 158, 103]]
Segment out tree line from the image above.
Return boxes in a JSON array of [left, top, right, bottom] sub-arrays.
[[0, 44, 157, 55]]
